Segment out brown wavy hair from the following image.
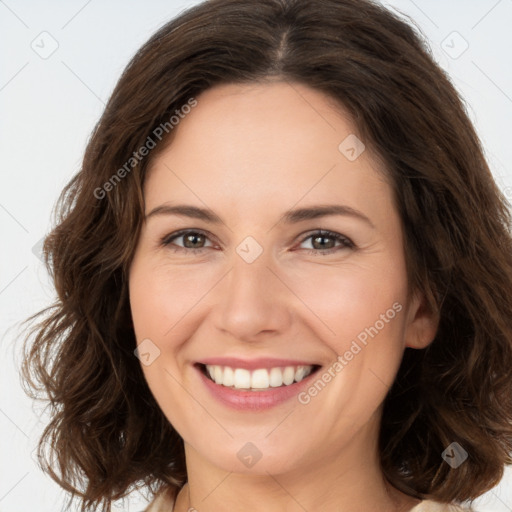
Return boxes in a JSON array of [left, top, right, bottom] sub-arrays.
[[20, 0, 512, 510]]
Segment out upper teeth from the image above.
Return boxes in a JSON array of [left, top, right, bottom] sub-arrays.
[[205, 365, 314, 390]]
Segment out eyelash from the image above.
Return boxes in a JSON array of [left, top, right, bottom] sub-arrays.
[[159, 229, 355, 255]]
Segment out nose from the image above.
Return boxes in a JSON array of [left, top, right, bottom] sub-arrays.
[[212, 245, 293, 343]]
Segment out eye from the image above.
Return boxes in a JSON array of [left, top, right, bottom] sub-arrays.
[[160, 228, 355, 256], [297, 229, 355, 255], [160, 229, 215, 253]]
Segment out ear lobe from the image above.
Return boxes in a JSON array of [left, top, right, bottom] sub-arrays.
[[404, 290, 440, 349]]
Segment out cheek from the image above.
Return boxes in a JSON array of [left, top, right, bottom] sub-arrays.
[[129, 258, 211, 342], [290, 257, 408, 415], [289, 258, 407, 351], [130, 247, 408, 364], [128, 259, 202, 436], [127, 245, 410, 462], [128, 258, 216, 396], [290, 255, 408, 424]]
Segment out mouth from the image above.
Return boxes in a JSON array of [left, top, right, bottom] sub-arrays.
[[195, 362, 322, 392]]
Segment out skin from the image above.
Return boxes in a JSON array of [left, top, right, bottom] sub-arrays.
[[128, 81, 439, 512]]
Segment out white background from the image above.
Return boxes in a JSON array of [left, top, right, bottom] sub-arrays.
[[1, 1, 511, 511]]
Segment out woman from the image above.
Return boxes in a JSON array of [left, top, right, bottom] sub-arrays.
[[21, 0, 512, 511]]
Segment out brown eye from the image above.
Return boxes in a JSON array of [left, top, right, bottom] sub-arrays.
[[298, 230, 355, 255], [182, 232, 206, 248], [311, 234, 336, 250], [161, 230, 214, 253]]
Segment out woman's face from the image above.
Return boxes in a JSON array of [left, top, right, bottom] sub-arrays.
[[129, 81, 436, 476]]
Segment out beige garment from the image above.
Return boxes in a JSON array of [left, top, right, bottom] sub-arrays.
[[409, 500, 470, 511], [143, 492, 470, 512]]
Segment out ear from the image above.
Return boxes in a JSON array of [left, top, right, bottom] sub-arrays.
[[404, 289, 440, 349]]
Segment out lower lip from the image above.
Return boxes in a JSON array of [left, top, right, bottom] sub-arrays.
[[196, 366, 319, 411]]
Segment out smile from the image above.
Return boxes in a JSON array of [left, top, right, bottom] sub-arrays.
[[194, 359, 322, 410], [202, 364, 317, 391]]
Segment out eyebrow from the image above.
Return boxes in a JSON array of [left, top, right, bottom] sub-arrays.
[[145, 203, 375, 228]]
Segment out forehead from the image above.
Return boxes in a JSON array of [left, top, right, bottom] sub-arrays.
[[144, 81, 394, 229]]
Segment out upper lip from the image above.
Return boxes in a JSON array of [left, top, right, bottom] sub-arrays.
[[197, 357, 320, 370]]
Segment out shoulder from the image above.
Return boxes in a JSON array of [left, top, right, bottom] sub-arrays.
[[410, 500, 475, 512], [141, 496, 475, 512], [142, 495, 475, 512]]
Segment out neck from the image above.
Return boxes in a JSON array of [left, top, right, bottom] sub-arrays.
[[174, 412, 420, 512]]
